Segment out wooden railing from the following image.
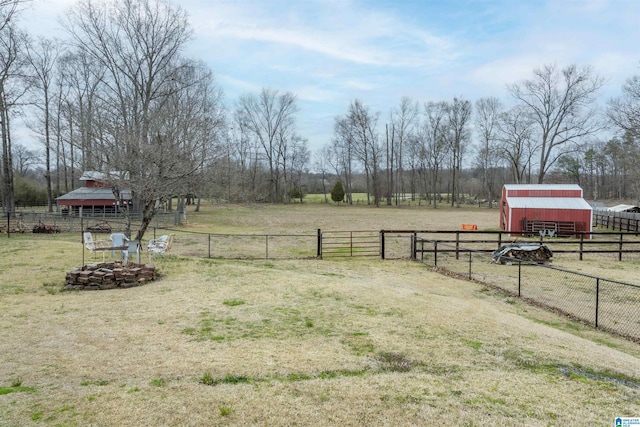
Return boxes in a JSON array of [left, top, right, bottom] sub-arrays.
[[379, 229, 640, 261], [593, 210, 640, 232]]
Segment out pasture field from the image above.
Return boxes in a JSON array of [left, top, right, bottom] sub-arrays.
[[1, 204, 640, 426]]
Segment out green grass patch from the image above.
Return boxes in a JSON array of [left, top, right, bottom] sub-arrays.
[[185, 305, 329, 341], [0, 385, 36, 395], [341, 332, 375, 355], [462, 339, 483, 350], [317, 368, 368, 379], [150, 378, 167, 387], [80, 380, 110, 387], [223, 298, 245, 307]]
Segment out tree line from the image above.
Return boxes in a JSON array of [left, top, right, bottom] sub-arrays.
[[1, 0, 639, 237]]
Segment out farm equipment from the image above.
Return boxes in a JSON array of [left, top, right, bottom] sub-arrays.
[[32, 221, 61, 234], [0, 220, 27, 233], [492, 243, 553, 264], [86, 222, 112, 233]]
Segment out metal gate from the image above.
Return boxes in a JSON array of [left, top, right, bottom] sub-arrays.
[[319, 230, 380, 258]]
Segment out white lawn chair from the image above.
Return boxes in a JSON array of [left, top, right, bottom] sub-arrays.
[[110, 233, 130, 260], [147, 234, 175, 259], [83, 231, 110, 261]]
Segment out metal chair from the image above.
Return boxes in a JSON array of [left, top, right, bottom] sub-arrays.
[[109, 233, 130, 260], [83, 231, 110, 261], [147, 234, 175, 259]]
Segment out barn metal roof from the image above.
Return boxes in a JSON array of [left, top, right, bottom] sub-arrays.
[[503, 184, 583, 191], [507, 197, 592, 210], [607, 204, 640, 212], [55, 187, 131, 201]]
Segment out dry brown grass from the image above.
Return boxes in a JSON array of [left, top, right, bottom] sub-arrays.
[[1, 204, 639, 426]]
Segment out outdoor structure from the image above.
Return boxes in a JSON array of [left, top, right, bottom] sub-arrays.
[[500, 184, 592, 238], [607, 204, 640, 213], [55, 171, 131, 217]]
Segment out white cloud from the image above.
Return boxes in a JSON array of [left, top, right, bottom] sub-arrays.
[[189, 0, 455, 68]]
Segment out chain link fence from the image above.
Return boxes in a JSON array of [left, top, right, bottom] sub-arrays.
[[415, 239, 640, 343]]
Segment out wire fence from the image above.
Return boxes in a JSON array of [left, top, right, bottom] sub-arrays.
[[1, 212, 182, 235], [5, 220, 640, 342], [414, 238, 640, 343], [145, 227, 319, 260]]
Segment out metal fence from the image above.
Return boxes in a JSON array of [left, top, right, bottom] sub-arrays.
[[2, 212, 182, 235], [414, 238, 640, 343], [145, 227, 319, 260], [320, 230, 380, 258]]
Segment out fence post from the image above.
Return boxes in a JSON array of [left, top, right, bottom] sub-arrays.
[[81, 217, 85, 266], [595, 278, 600, 328], [434, 241, 438, 267], [381, 231, 386, 260], [468, 251, 472, 280], [455, 231, 460, 260], [497, 232, 502, 249], [6, 212, 10, 238], [411, 232, 416, 260], [518, 261, 522, 297], [350, 231, 353, 257], [208, 234, 211, 259], [265, 235, 269, 259], [579, 233, 584, 261], [317, 229, 322, 259], [619, 233, 623, 261]]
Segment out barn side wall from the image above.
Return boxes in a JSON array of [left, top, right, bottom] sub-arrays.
[[509, 208, 592, 234]]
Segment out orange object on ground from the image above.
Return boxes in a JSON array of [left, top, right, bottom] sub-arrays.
[[461, 224, 478, 230]]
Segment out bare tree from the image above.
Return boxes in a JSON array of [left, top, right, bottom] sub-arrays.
[[608, 73, 640, 138], [229, 112, 262, 201], [417, 101, 449, 207], [12, 143, 39, 176], [63, 0, 220, 240], [237, 88, 298, 203], [328, 116, 355, 204], [58, 49, 106, 173], [348, 99, 381, 206], [496, 106, 538, 184], [508, 63, 604, 183], [475, 97, 502, 206], [314, 147, 330, 203], [0, 0, 32, 32], [0, 20, 28, 215], [288, 135, 309, 203], [389, 97, 418, 205], [0, 1, 32, 213], [445, 97, 472, 207], [25, 36, 61, 212]]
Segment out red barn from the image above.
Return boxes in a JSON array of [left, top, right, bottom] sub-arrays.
[[500, 184, 592, 238], [56, 171, 131, 217]]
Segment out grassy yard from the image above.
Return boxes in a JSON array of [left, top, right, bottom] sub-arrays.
[[1, 204, 639, 426]]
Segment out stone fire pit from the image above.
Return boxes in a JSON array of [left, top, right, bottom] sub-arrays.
[[65, 261, 157, 291]]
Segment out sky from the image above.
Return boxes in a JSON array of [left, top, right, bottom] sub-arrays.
[[18, 0, 640, 152]]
